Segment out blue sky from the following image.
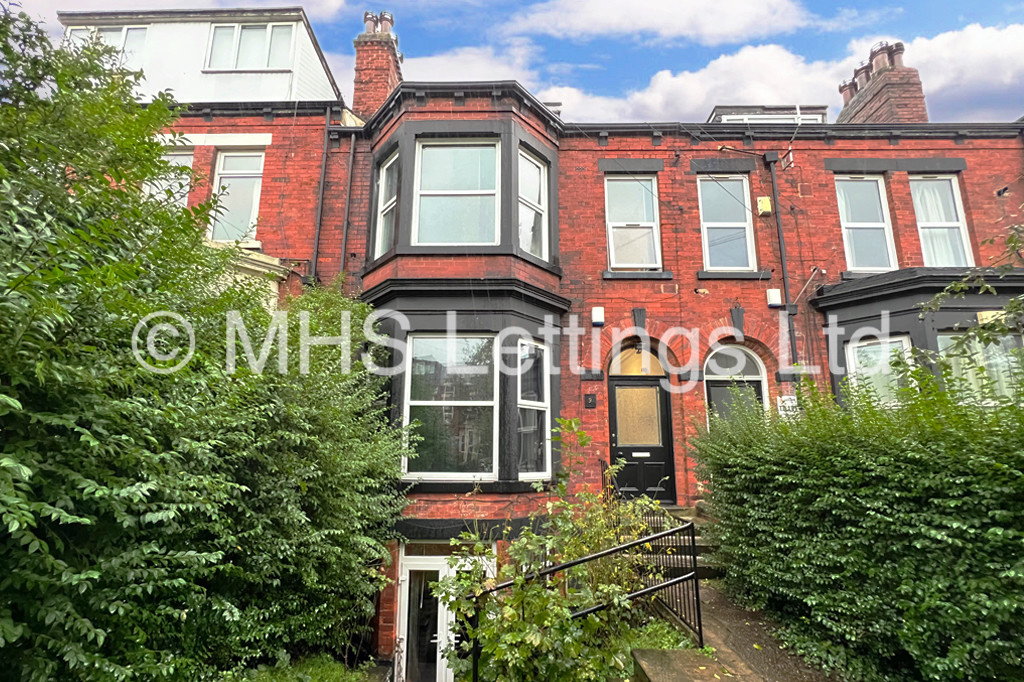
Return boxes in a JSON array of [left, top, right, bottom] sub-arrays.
[[31, 0, 1024, 122]]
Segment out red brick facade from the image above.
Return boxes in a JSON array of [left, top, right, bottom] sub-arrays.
[[168, 24, 1024, 667]]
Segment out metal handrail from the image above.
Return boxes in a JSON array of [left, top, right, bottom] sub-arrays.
[[467, 520, 702, 681]]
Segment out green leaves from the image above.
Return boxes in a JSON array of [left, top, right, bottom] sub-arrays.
[[0, 7, 408, 679], [693, 373, 1024, 681]]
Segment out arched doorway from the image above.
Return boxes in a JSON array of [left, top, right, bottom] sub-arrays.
[[607, 343, 675, 502], [704, 345, 767, 419]]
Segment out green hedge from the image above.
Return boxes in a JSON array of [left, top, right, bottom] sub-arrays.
[[692, 370, 1024, 681]]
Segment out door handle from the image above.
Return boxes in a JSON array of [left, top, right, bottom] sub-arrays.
[[633, 452, 651, 458]]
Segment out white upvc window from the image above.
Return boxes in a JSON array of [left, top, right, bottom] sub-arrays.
[[210, 151, 264, 242], [698, 175, 756, 270], [146, 151, 194, 208], [404, 335, 499, 481], [845, 335, 912, 403], [938, 333, 1020, 400], [412, 140, 500, 246], [206, 23, 295, 70], [605, 176, 662, 270], [68, 25, 147, 70], [517, 149, 548, 260], [517, 340, 550, 479], [835, 176, 897, 272], [375, 152, 399, 258], [909, 175, 973, 268]]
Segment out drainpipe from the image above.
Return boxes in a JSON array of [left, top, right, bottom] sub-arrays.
[[764, 151, 799, 368], [309, 106, 331, 285], [339, 132, 357, 277]]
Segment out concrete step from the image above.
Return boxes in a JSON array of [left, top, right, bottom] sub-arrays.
[[632, 649, 734, 682]]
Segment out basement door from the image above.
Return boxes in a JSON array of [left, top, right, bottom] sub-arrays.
[[397, 552, 456, 682], [608, 377, 675, 503]]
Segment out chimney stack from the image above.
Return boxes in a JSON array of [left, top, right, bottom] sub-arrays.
[[351, 9, 403, 121], [836, 41, 928, 124]]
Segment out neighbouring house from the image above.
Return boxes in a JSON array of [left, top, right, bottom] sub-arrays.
[[57, 9, 1024, 681]]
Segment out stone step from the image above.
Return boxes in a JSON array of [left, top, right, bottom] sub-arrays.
[[632, 649, 734, 682]]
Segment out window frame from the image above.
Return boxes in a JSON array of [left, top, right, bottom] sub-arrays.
[[67, 25, 147, 68], [835, 175, 898, 273], [937, 332, 1021, 400], [909, 174, 974, 268], [410, 139, 502, 247], [516, 339, 551, 481], [374, 151, 399, 258], [517, 148, 549, 261], [204, 22, 296, 72], [697, 174, 757, 271], [604, 175, 663, 270], [402, 333, 500, 482], [210, 150, 264, 243], [844, 335, 912, 401], [703, 345, 769, 425]]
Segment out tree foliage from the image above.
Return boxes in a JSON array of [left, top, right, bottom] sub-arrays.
[[693, 372, 1024, 681], [0, 7, 409, 679]]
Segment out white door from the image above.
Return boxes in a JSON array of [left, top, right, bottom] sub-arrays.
[[397, 552, 457, 682]]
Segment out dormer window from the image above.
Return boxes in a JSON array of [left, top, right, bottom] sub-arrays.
[[207, 23, 294, 70], [67, 26, 147, 70]]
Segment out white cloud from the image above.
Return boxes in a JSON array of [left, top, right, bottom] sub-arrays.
[[539, 44, 851, 122], [505, 0, 814, 45], [537, 24, 1024, 124], [401, 39, 539, 86]]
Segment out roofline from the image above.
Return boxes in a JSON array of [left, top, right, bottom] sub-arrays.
[[57, 6, 342, 103], [812, 268, 1024, 310], [175, 100, 342, 116], [706, 104, 830, 124], [355, 80, 1024, 141]]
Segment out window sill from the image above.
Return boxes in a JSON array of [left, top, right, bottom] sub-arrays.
[[840, 270, 894, 280], [201, 68, 293, 74], [697, 270, 772, 280], [404, 480, 549, 495], [602, 270, 673, 280]]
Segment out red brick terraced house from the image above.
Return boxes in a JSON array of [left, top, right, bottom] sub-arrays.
[[58, 9, 1024, 681]]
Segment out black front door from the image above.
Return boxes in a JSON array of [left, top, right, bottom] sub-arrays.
[[608, 378, 675, 502]]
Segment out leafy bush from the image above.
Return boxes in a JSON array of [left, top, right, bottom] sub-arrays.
[[0, 7, 409, 680], [434, 419, 665, 682], [692, 369, 1024, 681]]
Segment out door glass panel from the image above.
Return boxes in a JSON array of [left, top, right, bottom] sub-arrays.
[[614, 386, 662, 446], [406, 570, 440, 682]]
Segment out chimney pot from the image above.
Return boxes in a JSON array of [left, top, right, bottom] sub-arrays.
[[363, 11, 378, 33], [378, 11, 394, 33], [889, 42, 905, 67], [869, 41, 890, 72], [854, 61, 872, 88], [839, 80, 857, 105]]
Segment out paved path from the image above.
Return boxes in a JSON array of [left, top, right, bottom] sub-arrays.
[[634, 584, 839, 682]]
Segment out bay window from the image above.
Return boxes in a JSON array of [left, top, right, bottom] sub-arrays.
[[605, 176, 661, 270], [845, 336, 911, 402], [375, 152, 399, 258], [518, 150, 548, 259], [910, 176, 972, 267], [405, 336, 498, 478], [938, 333, 1020, 399], [413, 141, 500, 246], [517, 341, 550, 478], [835, 176, 896, 272]]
